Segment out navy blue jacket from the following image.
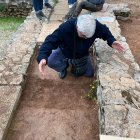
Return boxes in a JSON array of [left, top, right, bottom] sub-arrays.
[[37, 18, 116, 63], [88, 0, 105, 5]]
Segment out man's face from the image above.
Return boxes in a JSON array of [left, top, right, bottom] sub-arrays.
[[77, 27, 87, 39]]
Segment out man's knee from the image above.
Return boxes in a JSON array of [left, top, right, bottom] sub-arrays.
[[79, 1, 87, 8], [47, 48, 61, 68], [47, 58, 56, 69], [84, 71, 94, 77]]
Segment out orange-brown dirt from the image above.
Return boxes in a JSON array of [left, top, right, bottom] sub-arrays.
[[6, 51, 99, 140]]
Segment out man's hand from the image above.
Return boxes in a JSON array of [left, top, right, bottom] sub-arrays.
[[38, 59, 47, 79], [112, 41, 125, 53]]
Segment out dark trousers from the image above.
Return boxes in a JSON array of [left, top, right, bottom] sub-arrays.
[[65, 1, 103, 20], [48, 48, 94, 77], [68, 0, 77, 5], [33, 0, 43, 12]]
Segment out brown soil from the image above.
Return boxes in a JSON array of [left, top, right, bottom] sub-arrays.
[[6, 51, 99, 140], [107, 0, 140, 66]]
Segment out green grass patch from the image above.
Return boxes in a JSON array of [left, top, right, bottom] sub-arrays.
[[0, 17, 25, 31]]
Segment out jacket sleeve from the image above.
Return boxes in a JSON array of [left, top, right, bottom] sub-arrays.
[[96, 20, 116, 47], [37, 27, 63, 64]]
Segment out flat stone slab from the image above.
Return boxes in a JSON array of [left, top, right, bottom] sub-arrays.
[[0, 19, 42, 85], [37, 21, 61, 44], [50, 14, 64, 21], [55, 1, 69, 8], [100, 135, 140, 140], [0, 33, 37, 85], [0, 86, 22, 140], [53, 9, 68, 15], [54, 5, 69, 11], [0, 31, 13, 39]]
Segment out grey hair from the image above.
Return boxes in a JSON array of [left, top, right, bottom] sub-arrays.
[[77, 14, 96, 38]]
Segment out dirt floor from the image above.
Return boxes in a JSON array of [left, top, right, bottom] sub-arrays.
[[107, 0, 140, 66], [6, 51, 99, 140]]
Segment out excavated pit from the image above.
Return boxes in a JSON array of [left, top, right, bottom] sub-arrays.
[[5, 48, 99, 140]]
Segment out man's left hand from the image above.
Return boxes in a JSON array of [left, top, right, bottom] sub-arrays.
[[112, 41, 125, 53]]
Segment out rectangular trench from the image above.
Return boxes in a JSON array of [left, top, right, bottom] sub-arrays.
[[5, 47, 99, 140]]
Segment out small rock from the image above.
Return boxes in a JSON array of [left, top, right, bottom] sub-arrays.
[[134, 73, 140, 83]]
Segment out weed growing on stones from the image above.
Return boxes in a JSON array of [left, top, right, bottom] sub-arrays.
[[86, 80, 98, 100]]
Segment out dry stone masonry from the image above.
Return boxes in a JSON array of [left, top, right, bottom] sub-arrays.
[[2, 2, 32, 17], [92, 4, 140, 139], [0, 1, 32, 17], [0, 6, 53, 139]]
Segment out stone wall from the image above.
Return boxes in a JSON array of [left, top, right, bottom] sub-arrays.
[[0, 0, 31, 4], [0, 3, 55, 138], [92, 4, 140, 138], [0, 0, 32, 17]]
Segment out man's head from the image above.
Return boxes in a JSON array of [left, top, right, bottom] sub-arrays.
[[77, 15, 96, 39]]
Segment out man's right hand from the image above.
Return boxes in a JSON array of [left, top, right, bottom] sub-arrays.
[[38, 59, 47, 78]]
